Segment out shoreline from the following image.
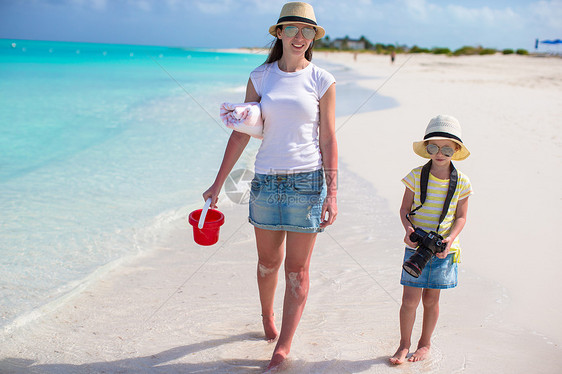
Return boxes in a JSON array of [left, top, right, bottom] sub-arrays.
[[218, 47, 562, 59], [0, 50, 387, 334], [1, 52, 561, 373], [0, 43, 265, 334]]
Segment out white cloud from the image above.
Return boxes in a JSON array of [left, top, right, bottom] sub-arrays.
[[447, 4, 519, 25], [403, 0, 429, 21], [528, 0, 562, 30], [66, 0, 107, 11], [158, 0, 282, 15], [401, 0, 441, 22], [192, 0, 229, 14], [90, 0, 107, 11], [8, 0, 559, 50], [127, 0, 151, 12]]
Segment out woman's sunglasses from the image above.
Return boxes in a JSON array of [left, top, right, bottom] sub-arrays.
[[426, 143, 456, 157], [283, 26, 316, 40]]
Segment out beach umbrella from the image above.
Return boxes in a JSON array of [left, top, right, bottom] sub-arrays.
[[535, 38, 562, 53]]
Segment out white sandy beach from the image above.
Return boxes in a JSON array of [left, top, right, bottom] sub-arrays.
[[1, 52, 561, 373]]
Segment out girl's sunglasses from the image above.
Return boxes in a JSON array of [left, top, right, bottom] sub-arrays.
[[283, 26, 316, 40], [426, 143, 456, 157]]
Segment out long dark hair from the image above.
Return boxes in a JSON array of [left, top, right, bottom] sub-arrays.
[[265, 26, 314, 64]]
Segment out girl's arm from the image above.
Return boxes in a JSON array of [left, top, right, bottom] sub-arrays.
[[319, 83, 337, 228], [202, 78, 258, 208], [436, 196, 469, 259], [399, 187, 418, 248]]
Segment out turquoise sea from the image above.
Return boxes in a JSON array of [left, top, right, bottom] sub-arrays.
[[0, 39, 397, 331], [0, 39, 265, 330]]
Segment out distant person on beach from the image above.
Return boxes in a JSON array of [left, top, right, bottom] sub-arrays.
[[390, 115, 473, 364], [203, 2, 337, 370], [391, 50, 396, 64]]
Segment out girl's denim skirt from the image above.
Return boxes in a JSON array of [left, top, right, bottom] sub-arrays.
[[400, 248, 458, 289], [249, 169, 326, 233]]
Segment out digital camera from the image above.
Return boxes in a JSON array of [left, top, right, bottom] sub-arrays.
[[402, 227, 447, 278]]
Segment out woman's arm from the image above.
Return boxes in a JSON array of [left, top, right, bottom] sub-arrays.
[[319, 83, 337, 228], [244, 77, 260, 103], [202, 79, 258, 208]]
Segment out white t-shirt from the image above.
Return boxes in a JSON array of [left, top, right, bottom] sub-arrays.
[[250, 61, 335, 174]]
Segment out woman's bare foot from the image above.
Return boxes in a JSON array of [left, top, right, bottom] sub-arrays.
[[389, 346, 409, 365], [266, 350, 288, 371], [262, 314, 278, 342], [408, 345, 430, 362]]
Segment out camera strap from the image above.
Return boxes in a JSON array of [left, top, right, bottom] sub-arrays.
[[408, 160, 458, 233]]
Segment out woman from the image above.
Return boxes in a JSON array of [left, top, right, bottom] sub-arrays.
[[203, 2, 337, 370]]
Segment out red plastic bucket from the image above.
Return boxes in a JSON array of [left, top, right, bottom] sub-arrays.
[[188, 208, 225, 246]]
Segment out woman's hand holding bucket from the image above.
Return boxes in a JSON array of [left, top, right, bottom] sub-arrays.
[[188, 187, 225, 246], [202, 183, 221, 209]]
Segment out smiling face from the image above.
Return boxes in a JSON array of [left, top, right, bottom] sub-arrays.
[[276, 23, 315, 58]]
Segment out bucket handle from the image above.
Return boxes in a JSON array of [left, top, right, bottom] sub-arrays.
[[198, 198, 212, 229]]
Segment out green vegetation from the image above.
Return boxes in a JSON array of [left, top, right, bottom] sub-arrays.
[[479, 48, 497, 55], [452, 46, 480, 56], [315, 35, 530, 56], [410, 45, 430, 53], [451, 46, 497, 55], [431, 47, 451, 54]]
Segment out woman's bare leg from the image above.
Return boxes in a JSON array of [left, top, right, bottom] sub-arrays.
[[255, 227, 286, 342], [267, 231, 317, 370]]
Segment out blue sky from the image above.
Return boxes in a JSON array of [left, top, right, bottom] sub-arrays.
[[1, 0, 561, 50]]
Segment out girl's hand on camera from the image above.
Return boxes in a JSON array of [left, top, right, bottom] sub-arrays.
[[436, 237, 452, 259], [404, 226, 417, 248]]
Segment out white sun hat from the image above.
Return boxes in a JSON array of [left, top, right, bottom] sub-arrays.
[[413, 114, 470, 161]]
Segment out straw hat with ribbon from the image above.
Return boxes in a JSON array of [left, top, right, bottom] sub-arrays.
[[268, 2, 326, 40], [413, 114, 470, 161]]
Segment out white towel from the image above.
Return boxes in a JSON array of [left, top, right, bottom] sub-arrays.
[[220, 102, 263, 139]]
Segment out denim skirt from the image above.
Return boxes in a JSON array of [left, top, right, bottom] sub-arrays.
[[400, 248, 458, 289], [248, 169, 326, 233]]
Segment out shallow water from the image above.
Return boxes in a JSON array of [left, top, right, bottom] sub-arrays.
[[0, 39, 398, 330], [0, 39, 265, 328]]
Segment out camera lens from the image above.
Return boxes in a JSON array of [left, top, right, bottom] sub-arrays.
[[403, 246, 433, 278], [403, 261, 422, 278]]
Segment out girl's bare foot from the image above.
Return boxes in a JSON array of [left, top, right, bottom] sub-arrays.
[[262, 314, 278, 342], [408, 345, 430, 362], [389, 346, 409, 365]]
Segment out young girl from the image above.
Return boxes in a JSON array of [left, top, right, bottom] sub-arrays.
[[390, 114, 473, 364], [203, 2, 337, 371]]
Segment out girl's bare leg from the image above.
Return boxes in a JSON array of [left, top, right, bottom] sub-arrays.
[[255, 227, 286, 342], [267, 231, 317, 371], [390, 286, 423, 364], [409, 288, 440, 362]]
